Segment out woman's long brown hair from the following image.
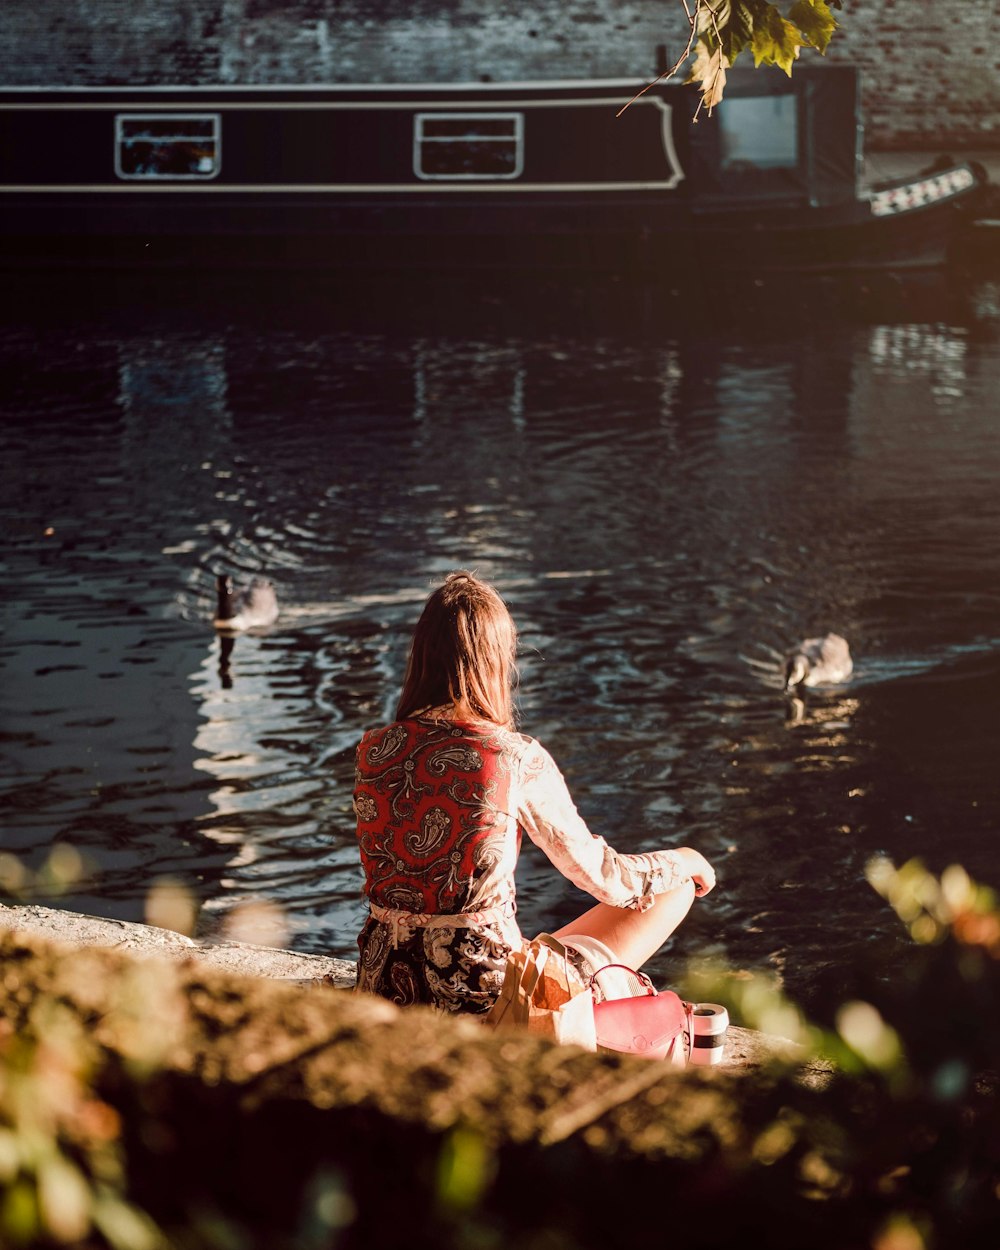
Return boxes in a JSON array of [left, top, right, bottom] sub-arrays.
[[395, 571, 517, 727]]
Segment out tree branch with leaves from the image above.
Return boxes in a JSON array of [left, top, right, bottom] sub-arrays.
[[619, 0, 841, 117]]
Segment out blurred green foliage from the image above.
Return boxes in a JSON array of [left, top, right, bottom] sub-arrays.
[[0, 855, 996, 1249], [0, 1001, 164, 1248], [681, 855, 1000, 1248]]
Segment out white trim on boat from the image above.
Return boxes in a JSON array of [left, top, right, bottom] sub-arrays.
[[0, 79, 659, 93], [0, 180, 684, 193], [0, 96, 664, 111]]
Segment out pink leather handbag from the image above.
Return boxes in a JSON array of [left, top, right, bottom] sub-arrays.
[[591, 964, 694, 1064]]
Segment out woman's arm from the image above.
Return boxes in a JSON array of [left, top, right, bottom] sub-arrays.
[[516, 741, 715, 911]]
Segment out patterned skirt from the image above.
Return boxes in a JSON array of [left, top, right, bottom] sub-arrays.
[[356, 912, 515, 1016]]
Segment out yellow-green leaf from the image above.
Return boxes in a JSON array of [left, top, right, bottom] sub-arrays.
[[751, 8, 803, 75], [721, 0, 759, 64], [696, 0, 733, 38], [1, 1179, 40, 1245], [436, 1128, 494, 1213], [789, 0, 838, 53]]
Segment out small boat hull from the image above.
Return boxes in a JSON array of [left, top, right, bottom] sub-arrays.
[[0, 71, 987, 274]]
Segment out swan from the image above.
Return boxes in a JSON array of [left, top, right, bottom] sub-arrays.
[[213, 574, 279, 631], [784, 634, 853, 691]]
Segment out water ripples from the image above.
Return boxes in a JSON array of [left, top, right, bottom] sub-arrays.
[[3, 269, 1000, 1007]]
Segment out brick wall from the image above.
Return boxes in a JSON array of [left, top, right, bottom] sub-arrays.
[[826, 0, 1000, 149], [2, 0, 998, 150]]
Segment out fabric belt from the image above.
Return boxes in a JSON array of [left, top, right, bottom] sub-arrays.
[[368, 897, 516, 949]]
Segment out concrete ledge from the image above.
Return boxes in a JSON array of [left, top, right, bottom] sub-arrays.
[[0, 901, 828, 1077], [0, 901, 357, 988]]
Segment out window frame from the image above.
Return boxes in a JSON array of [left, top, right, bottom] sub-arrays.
[[413, 111, 524, 182], [114, 112, 222, 182], [716, 94, 799, 173]]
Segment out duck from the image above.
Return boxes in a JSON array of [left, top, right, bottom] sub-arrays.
[[213, 574, 279, 631], [784, 633, 853, 691]]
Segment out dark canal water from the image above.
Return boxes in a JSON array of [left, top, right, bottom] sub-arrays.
[[3, 266, 1000, 1011]]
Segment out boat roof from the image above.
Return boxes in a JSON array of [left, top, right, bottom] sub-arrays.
[[0, 67, 852, 96]]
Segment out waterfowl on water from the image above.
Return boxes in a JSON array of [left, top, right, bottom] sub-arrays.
[[213, 574, 279, 631], [784, 634, 853, 691]]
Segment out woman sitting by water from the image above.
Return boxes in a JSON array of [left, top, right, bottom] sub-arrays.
[[353, 570, 715, 1015]]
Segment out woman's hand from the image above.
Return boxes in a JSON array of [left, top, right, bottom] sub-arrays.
[[678, 848, 716, 897]]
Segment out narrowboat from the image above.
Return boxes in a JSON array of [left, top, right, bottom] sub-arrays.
[[0, 65, 987, 272]]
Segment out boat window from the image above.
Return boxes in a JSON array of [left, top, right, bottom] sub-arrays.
[[717, 95, 798, 171], [414, 113, 523, 180], [115, 114, 221, 180]]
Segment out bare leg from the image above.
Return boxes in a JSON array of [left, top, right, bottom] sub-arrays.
[[551, 878, 696, 971]]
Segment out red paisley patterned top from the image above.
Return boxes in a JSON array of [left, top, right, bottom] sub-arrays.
[[354, 713, 689, 1015]]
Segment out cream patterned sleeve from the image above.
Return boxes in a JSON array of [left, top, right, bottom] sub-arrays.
[[515, 739, 690, 912]]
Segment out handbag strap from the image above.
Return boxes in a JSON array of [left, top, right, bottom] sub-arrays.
[[535, 932, 572, 961], [589, 962, 656, 997], [519, 942, 551, 999], [531, 933, 576, 995]]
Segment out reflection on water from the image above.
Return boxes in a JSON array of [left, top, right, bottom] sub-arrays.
[[2, 267, 1000, 1009]]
